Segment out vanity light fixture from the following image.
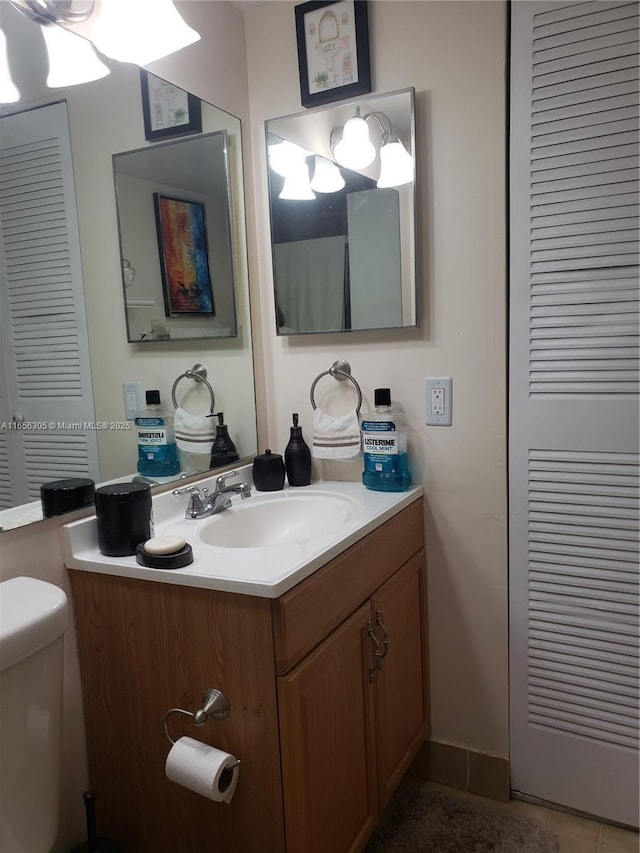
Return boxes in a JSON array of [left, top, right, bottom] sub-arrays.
[[0, 27, 20, 103], [91, 0, 200, 67], [332, 107, 414, 188], [310, 155, 345, 193], [3, 0, 200, 104], [40, 22, 109, 87], [333, 107, 376, 170], [377, 132, 414, 188]]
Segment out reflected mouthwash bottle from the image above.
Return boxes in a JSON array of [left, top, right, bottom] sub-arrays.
[[361, 388, 411, 492], [135, 390, 180, 478]]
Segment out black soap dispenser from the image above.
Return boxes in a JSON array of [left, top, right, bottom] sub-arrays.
[[285, 413, 311, 487], [209, 412, 239, 470]]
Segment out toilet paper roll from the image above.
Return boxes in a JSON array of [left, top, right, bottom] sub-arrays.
[[165, 736, 239, 803]]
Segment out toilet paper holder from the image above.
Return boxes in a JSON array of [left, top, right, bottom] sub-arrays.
[[163, 688, 238, 764]]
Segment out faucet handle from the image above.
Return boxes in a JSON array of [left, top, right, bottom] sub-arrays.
[[215, 470, 239, 491], [172, 485, 200, 496]]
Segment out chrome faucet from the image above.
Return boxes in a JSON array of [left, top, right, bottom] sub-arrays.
[[172, 470, 251, 519]]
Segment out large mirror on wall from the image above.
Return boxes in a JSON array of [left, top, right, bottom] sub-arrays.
[[265, 88, 417, 335], [0, 3, 257, 531], [114, 130, 238, 342]]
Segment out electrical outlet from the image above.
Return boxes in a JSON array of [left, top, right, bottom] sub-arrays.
[[123, 382, 141, 420], [425, 377, 453, 426]]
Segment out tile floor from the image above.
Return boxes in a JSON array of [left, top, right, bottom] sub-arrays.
[[427, 782, 639, 853]]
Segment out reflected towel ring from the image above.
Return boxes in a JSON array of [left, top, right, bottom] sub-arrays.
[[171, 363, 215, 413], [309, 360, 362, 414]]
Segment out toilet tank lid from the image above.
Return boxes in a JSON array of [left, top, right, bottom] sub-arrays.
[[0, 577, 69, 673]]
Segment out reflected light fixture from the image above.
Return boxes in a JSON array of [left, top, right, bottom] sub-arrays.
[[310, 155, 345, 193], [41, 22, 109, 87], [333, 107, 376, 170], [91, 0, 201, 66], [269, 140, 309, 178], [0, 27, 20, 102], [279, 160, 315, 201]]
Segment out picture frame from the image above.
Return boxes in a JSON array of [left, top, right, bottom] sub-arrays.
[[295, 0, 371, 108], [153, 194, 215, 317], [140, 70, 202, 141]]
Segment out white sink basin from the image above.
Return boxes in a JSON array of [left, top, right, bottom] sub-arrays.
[[195, 489, 365, 549]]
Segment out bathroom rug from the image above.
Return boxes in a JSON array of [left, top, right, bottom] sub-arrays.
[[365, 776, 559, 853]]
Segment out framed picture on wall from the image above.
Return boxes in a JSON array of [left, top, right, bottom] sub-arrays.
[[153, 194, 215, 316], [295, 0, 371, 108], [140, 70, 202, 141]]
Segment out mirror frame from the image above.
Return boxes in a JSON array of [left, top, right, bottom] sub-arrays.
[[265, 87, 418, 336], [113, 130, 240, 344]]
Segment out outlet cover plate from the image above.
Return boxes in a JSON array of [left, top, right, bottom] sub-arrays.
[[123, 382, 141, 421], [425, 377, 453, 426]]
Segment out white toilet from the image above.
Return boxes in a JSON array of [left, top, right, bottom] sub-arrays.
[[0, 576, 69, 853]]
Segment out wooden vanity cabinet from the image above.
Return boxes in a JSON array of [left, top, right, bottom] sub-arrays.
[[277, 553, 427, 853], [69, 497, 427, 853]]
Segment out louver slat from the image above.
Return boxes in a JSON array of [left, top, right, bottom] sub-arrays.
[[529, 3, 639, 398], [527, 449, 640, 750], [23, 433, 91, 499], [0, 138, 85, 400], [0, 432, 11, 509]]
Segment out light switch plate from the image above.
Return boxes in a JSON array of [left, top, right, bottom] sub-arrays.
[[425, 377, 453, 426]]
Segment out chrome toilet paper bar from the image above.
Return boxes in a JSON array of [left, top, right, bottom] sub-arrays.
[[162, 688, 240, 767]]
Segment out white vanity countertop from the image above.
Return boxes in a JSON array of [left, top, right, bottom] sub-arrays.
[[62, 476, 423, 599]]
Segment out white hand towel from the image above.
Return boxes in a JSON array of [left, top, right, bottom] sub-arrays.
[[312, 408, 361, 459], [174, 407, 216, 454]]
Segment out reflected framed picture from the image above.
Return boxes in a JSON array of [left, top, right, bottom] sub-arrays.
[[153, 194, 215, 316], [140, 70, 202, 141], [295, 0, 371, 108]]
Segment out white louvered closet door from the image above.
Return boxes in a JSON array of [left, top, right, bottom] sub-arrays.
[[0, 102, 98, 508], [509, 1, 639, 826]]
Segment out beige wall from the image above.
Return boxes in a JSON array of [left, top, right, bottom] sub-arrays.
[[244, 0, 509, 757]]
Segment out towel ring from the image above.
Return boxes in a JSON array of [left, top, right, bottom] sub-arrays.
[[310, 360, 362, 414], [171, 364, 215, 413]]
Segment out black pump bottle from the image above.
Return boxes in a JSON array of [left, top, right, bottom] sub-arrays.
[[284, 413, 311, 486]]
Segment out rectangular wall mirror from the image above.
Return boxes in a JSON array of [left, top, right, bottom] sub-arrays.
[[265, 87, 417, 335], [114, 128, 238, 342]]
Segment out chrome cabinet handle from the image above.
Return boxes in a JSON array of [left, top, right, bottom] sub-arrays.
[[375, 610, 390, 666], [367, 622, 382, 681]]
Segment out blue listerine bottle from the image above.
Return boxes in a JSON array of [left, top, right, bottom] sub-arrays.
[[361, 388, 411, 492], [135, 390, 180, 477]]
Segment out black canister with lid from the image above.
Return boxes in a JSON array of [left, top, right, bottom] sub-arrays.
[[95, 482, 152, 557], [40, 477, 95, 518], [252, 449, 285, 491]]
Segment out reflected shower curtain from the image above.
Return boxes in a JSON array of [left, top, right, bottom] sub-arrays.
[[274, 236, 346, 332]]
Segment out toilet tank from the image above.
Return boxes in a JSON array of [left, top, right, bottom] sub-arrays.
[[0, 577, 69, 853]]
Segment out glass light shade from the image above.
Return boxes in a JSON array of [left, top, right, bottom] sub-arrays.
[[279, 162, 315, 200], [91, 0, 200, 66], [0, 28, 20, 103], [310, 156, 345, 193], [377, 139, 414, 188], [42, 24, 110, 87], [334, 115, 376, 170], [269, 140, 308, 178]]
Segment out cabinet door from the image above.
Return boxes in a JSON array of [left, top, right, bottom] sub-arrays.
[[278, 603, 378, 853], [373, 552, 428, 808]]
